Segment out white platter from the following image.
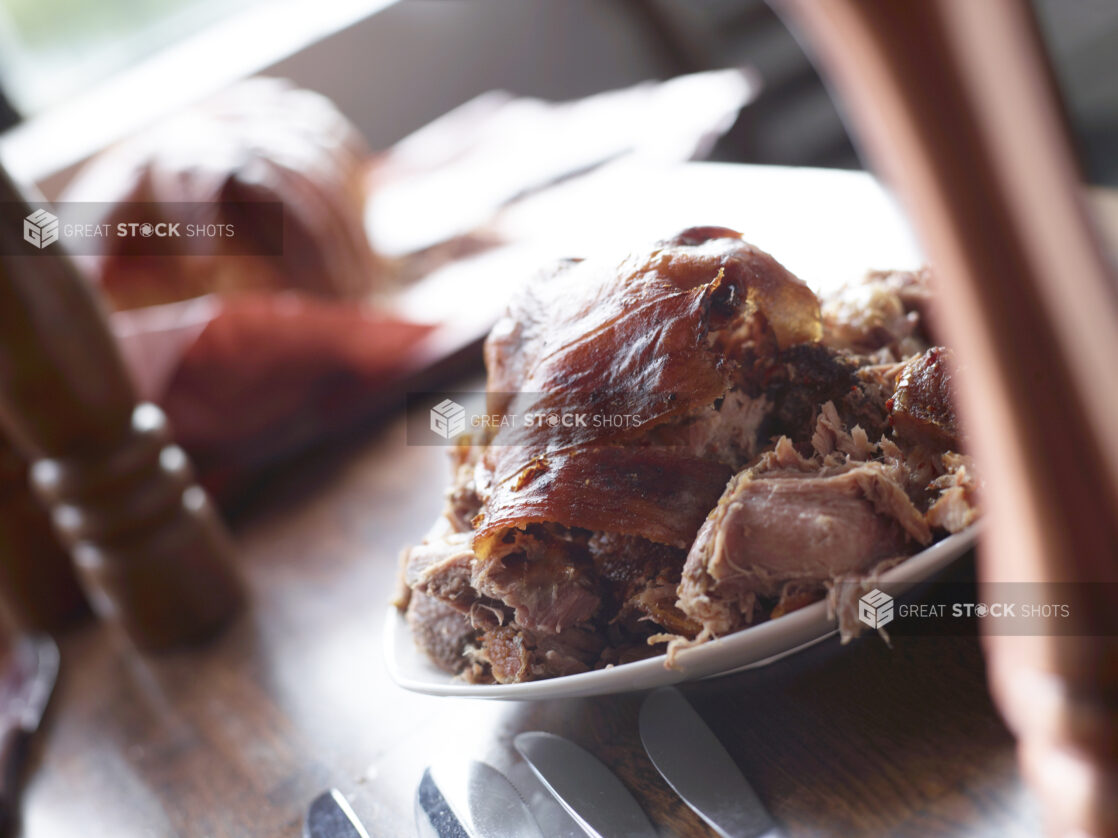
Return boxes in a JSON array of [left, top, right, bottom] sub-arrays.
[[385, 526, 979, 700]]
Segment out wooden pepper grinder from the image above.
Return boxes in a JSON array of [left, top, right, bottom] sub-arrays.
[[0, 166, 244, 650], [0, 433, 88, 630]]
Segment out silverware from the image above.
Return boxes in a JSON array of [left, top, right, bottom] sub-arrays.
[[304, 788, 371, 838], [639, 687, 783, 838], [0, 634, 59, 835], [416, 759, 543, 838], [415, 767, 467, 838], [514, 731, 656, 838]]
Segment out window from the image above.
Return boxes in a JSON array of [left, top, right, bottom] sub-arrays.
[[0, 0, 270, 114]]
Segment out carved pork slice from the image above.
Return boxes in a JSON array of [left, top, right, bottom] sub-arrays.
[[678, 439, 929, 637]]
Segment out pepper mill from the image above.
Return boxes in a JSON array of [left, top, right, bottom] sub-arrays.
[[0, 433, 88, 630], [0, 167, 244, 650]]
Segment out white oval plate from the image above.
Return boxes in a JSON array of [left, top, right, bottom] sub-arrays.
[[384, 526, 978, 700]]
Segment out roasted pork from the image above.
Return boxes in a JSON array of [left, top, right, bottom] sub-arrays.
[[397, 228, 977, 682]]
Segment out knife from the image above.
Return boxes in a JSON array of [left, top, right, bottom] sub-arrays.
[[514, 731, 656, 838], [304, 788, 371, 838], [416, 759, 543, 838], [0, 634, 59, 836], [639, 687, 784, 838]]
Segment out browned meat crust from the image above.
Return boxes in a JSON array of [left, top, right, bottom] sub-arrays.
[[889, 346, 960, 451], [484, 226, 821, 422], [477, 448, 734, 554]]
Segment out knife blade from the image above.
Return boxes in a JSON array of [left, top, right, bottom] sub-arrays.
[[417, 759, 544, 838], [514, 731, 656, 838], [0, 634, 59, 835], [303, 788, 371, 838], [415, 767, 467, 838], [639, 687, 783, 838]]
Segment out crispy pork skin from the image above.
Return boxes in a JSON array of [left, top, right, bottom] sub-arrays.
[[476, 228, 822, 561], [475, 448, 733, 556], [484, 226, 821, 424], [889, 347, 960, 451]]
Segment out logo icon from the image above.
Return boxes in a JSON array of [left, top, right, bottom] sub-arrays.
[[23, 209, 59, 249], [858, 588, 894, 629], [430, 398, 466, 440]]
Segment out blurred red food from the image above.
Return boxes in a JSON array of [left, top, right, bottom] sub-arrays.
[[113, 293, 435, 501]]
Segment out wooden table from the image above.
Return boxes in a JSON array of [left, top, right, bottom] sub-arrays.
[[18, 400, 1037, 838], [22, 161, 1081, 836]]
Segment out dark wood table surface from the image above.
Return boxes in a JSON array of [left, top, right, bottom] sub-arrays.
[[20, 400, 1040, 838]]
